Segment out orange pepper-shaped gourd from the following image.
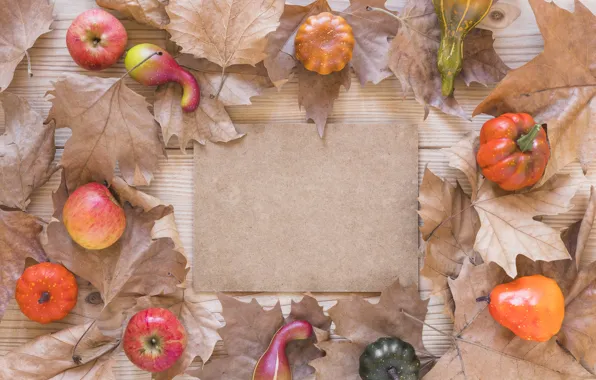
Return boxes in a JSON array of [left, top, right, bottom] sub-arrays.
[[295, 12, 354, 75], [480, 275, 564, 342], [476, 113, 550, 191]]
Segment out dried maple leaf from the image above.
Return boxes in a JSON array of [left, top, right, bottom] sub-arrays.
[[96, 0, 170, 29], [0, 323, 118, 379], [123, 292, 221, 380], [474, 0, 596, 185], [0, 0, 54, 91], [388, 0, 508, 119], [189, 294, 330, 380], [46, 73, 164, 192], [310, 280, 434, 378], [418, 168, 481, 316], [0, 92, 57, 210], [165, 0, 284, 69], [44, 173, 188, 345], [0, 208, 47, 320], [441, 132, 480, 200], [154, 55, 271, 150]]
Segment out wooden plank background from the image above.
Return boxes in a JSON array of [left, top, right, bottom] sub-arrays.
[[2, 0, 595, 378]]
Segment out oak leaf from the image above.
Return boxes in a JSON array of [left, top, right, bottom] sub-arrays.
[[0, 209, 47, 320], [388, 0, 508, 119], [46, 74, 164, 191], [474, 0, 596, 185], [165, 0, 284, 69], [0, 92, 57, 210], [154, 55, 271, 150], [0, 0, 54, 91], [0, 323, 118, 380], [418, 168, 481, 316], [96, 0, 169, 29], [189, 294, 330, 380], [310, 280, 434, 378]]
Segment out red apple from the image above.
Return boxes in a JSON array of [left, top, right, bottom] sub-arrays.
[[66, 9, 128, 71], [63, 182, 126, 250], [123, 308, 187, 373]]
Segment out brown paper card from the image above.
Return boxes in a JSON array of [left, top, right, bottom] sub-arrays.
[[193, 123, 418, 292]]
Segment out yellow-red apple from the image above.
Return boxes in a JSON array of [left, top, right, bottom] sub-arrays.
[[63, 182, 126, 250], [123, 308, 187, 372], [66, 9, 128, 71]]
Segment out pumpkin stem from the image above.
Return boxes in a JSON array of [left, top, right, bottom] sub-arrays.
[[38, 291, 51, 304], [387, 367, 400, 380], [517, 124, 542, 153], [476, 295, 490, 304]]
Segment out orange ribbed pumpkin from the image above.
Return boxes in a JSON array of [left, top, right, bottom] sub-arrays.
[[295, 12, 354, 75]]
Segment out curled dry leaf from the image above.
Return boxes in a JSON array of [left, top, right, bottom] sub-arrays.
[[0, 209, 47, 320], [127, 292, 221, 380], [189, 294, 330, 380], [154, 55, 272, 150], [44, 173, 188, 348], [46, 74, 164, 192], [0, 92, 57, 210], [388, 0, 508, 119], [0, 323, 118, 380], [441, 132, 480, 200], [474, 0, 596, 185], [418, 168, 481, 316], [165, 0, 284, 69], [96, 0, 170, 29], [310, 280, 432, 379], [0, 0, 54, 91]]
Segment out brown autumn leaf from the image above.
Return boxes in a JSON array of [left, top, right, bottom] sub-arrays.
[[264, 0, 398, 137], [0, 323, 118, 380], [165, 0, 284, 70], [0, 92, 57, 210], [189, 294, 330, 380], [310, 280, 434, 378], [44, 173, 188, 345], [0, 0, 54, 91], [0, 209, 47, 320], [154, 55, 272, 150], [441, 132, 480, 200], [388, 0, 508, 119], [425, 258, 594, 379], [472, 171, 583, 278], [418, 168, 481, 316], [96, 0, 170, 29], [474, 0, 596, 185], [126, 292, 221, 380], [45, 73, 164, 192]]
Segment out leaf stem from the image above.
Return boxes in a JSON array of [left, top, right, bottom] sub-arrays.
[[24, 50, 33, 77], [213, 65, 227, 99], [366, 6, 403, 22], [401, 310, 453, 340], [120, 51, 162, 81]]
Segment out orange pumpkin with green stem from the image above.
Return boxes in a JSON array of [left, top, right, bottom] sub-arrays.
[[476, 113, 550, 191], [15, 262, 78, 324]]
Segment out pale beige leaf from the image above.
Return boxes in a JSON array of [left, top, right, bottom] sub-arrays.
[[562, 186, 596, 268], [418, 168, 480, 315], [165, 0, 284, 69], [46, 74, 164, 191], [0, 209, 47, 320], [474, 0, 596, 185], [297, 64, 350, 138], [0, 0, 53, 91], [0, 92, 56, 210], [96, 0, 169, 28], [441, 132, 480, 200], [0, 323, 117, 380], [473, 172, 583, 278], [310, 341, 361, 380], [129, 293, 221, 380], [50, 355, 116, 380]]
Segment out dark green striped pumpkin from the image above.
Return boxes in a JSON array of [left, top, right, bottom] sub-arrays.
[[359, 337, 420, 380]]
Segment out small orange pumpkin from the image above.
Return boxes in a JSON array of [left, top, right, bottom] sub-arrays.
[[295, 12, 355, 75], [15, 262, 78, 324]]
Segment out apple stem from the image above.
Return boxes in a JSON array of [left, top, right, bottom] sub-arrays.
[[24, 50, 33, 78], [38, 291, 50, 304]]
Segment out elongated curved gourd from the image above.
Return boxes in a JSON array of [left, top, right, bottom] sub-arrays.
[[433, 0, 494, 96], [125, 43, 200, 112], [253, 320, 313, 380]]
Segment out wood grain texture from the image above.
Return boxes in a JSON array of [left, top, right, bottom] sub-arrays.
[[1, 0, 595, 379]]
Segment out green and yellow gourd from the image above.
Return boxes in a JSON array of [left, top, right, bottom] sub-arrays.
[[433, 0, 494, 96]]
